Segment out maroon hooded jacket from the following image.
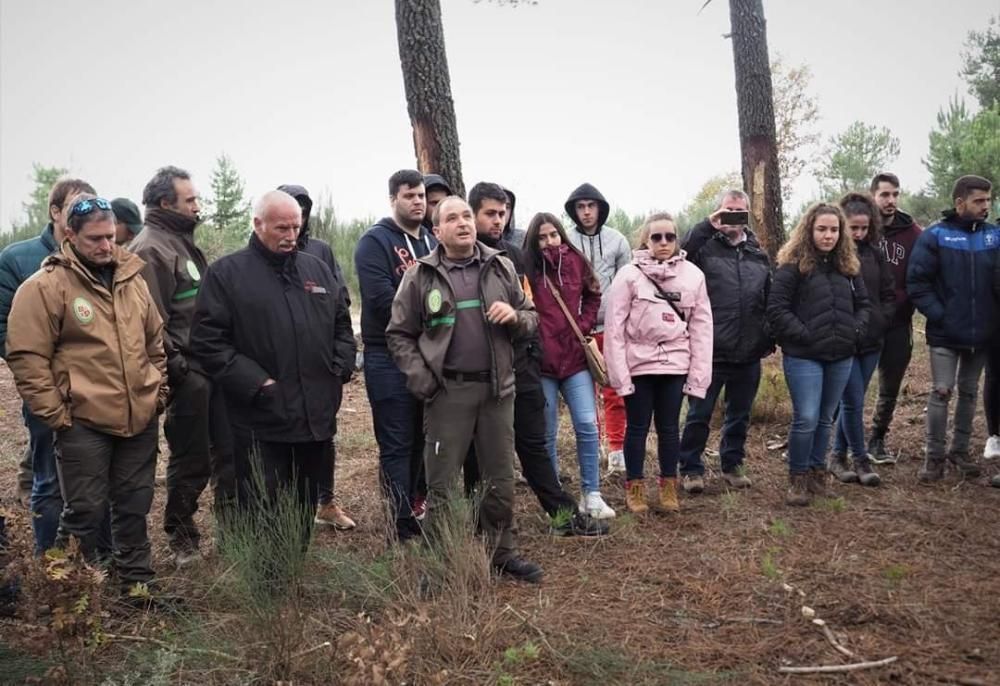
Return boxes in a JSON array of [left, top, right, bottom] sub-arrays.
[[527, 244, 601, 381], [877, 209, 922, 327]]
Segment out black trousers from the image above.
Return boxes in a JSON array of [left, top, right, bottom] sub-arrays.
[[466, 386, 577, 517], [984, 341, 1000, 435], [870, 323, 914, 438]]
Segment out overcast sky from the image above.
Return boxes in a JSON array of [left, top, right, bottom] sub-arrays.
[[1, 0, 994, 229]]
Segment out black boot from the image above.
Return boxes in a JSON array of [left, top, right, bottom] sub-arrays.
[[853, 456, 881, 487], [826, 452, 858, 483]]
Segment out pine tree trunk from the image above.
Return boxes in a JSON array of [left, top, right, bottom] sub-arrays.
[[729, 0, 783, 259], [395, 0, 465, 197]]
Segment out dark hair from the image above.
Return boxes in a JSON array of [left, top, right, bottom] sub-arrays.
[[952, 175, 992, 201], [142, 165, 191, 209], [388, 169, 424, 197], [839, 192, 882, 244], [869, 172, 900, 193], [468, 182, 508, 213], [66, 193, 114, 233], [48, 178, 96, 218], [523, 212, 585, 274]]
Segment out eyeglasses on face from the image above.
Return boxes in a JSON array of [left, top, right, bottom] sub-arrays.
[[649, 232, 677, 244], [70, 197, 112, 217]]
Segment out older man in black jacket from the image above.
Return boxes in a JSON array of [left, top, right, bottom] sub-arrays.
[[190, 190, 355, 546], [678, 189, 773, 492]]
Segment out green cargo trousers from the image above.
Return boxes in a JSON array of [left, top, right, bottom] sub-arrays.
[[55, 419, 158, 587], [423, 378, 516, 565]]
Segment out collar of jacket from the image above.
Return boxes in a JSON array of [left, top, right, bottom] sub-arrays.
[[145, 208, 198, 235], [46, 240, 145, 289], [939, 209, 986, 232], [420, 241, 501, 270], [884, 209, 916, 233], [39, 223, 57, 252], [632, 248, 687, 281], [249, 232, 297, 269], [711, 226, 762, 250]]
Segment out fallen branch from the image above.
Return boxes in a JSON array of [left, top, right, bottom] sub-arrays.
[[813, 618, 855, 658], [104, 633, 240, 662], [720, 616, 783, 625], [779, 656, 898, 674], [293, 640, 332, 660]]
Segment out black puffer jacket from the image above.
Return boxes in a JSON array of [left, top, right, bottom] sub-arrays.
[[684, 221, 773, 364], [855, 241, 895, 354], [767, 257, 871, 362]]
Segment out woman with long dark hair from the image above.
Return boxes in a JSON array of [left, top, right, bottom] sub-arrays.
[[524, 212, 614, 519], [767, 203, 870, 506], [827, 193, 895, 487], [604, 213, 713, 514]]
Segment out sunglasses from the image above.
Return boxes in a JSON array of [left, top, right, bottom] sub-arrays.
[[69, 197, 112, 217], [649, 232, 677, 244]]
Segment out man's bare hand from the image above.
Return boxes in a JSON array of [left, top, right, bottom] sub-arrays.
[[486, 301, 516, 325]]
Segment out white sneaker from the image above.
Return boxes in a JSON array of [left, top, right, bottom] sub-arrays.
[[984, 435, 1000, 460], [607, 450, 625, 474], [580, 491, 616, 520]]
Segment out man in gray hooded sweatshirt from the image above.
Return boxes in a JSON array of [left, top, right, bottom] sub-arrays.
[[564, 183, 631, 473]]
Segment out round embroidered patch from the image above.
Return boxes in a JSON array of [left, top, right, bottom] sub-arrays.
[[427, 288, 442, 314], [186, 260, 201, 281], [72, 297, 94, 324]]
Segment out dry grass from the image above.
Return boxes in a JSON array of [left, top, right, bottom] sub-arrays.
[[1, 340, 999, 684]]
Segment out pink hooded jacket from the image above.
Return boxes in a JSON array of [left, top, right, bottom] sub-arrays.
[[604, 249, 713, 398]]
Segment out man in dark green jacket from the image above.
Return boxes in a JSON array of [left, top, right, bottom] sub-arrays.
[[0, 178, 97, 554]]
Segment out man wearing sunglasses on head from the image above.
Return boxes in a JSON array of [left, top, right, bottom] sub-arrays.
[[7, 195, 168, 598], [130, 166, 225, 568], [677, 189, 773, 494]]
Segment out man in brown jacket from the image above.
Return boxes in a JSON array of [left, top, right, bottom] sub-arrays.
[[7, 195, 168, 593], [130, 165, 232, 566], [387, 196, 542, 583]]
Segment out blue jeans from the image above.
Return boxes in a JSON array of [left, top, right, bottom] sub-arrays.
[[25, 406, 61, 555], [782, 356, 853, 475], [679, 361, 762, 475], [623, 374, 686, 480], [833, 351, 881, 459], [363, 348, 425, 539], [542, 370, 600, 494]]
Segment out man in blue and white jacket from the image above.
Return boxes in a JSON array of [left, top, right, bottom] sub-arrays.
[[907, 175, 999, 483]]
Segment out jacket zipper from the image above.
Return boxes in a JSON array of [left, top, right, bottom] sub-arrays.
[[478, 254, 501, 399]]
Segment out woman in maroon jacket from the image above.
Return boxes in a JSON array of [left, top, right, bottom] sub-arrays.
[[524, 213, 612, 519]]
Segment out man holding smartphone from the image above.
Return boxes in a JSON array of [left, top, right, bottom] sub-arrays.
[[677, 189, 773, 492]]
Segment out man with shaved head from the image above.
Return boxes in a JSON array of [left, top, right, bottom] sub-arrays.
[[190, 190, 356, 556]]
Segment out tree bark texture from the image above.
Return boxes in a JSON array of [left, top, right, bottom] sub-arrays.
[[395, 0, 466, 197], [729, 0, 784, 259]]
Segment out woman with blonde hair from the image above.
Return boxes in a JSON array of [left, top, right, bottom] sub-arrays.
[[604, 213, 713, 514], [767, 203, 871, 506]]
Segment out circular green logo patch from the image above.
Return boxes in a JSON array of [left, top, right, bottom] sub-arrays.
[[186, 260, 201, 282], [72, 297, 94, 324], [427, 288, 442, 314]]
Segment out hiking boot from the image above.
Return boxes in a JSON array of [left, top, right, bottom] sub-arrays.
[[315, 503, 357, 530], [918, 457, 945, 483], [580, 491, 616, 519], [827, 452, 858, 483], [867, 435, 896, 465], [653, 477, 680, 513], [171, 548, 203, 569], [807, 468, 837, 497], [493, 557, 543, 584], [119, 582, 185, 612], [984, 435, 1000, 460], [785, 473, 812, 507], [722, 469, 752, 489], [607, 450, 625, 474], [947, 452, 982, 478], [681, 474, 705, 494], [624, 479, 648, 514], [853, 457, 881, 487], [991, 473, 1000, 488], [551, 511, 609, 538]]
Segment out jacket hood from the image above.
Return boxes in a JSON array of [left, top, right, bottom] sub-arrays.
[[373, 216, 422, 238], [939, 208, 988, 232], [422, 174, 453, 195], [49, 240, 146, 285], [277, 184, 314, 246], [564, 183, 610, 232], [502, 186, 517, 236], [884, 209, 915, 232], [420, 241, 503, 269], [632, 248, 687, 282]]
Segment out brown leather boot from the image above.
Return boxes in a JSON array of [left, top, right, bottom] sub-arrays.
[[624, 479, 648, 514], [785, 473, 812, 507], [653, 477, 680, 513], [807, 467, 837, 497]]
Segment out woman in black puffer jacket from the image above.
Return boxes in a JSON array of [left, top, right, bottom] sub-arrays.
[[828, 193, 895, 487], [767, 203, 871, 506]]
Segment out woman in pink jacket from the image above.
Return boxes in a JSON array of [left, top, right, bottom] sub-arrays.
[[605, 213, 713, 514]]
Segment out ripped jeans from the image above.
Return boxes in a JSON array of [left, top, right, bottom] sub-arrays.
[[926, 346, 988, 460]]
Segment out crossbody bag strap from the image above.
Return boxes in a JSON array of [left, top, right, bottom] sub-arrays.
[[639, 270, 686, 322], [543, 275, 589, 346]]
